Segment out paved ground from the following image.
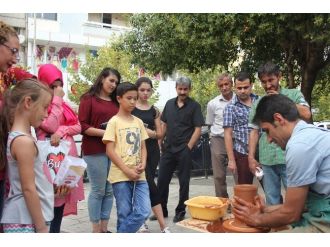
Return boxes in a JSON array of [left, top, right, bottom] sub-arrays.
[[61, 174, 265, 233]]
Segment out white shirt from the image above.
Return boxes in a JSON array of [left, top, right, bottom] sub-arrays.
[[206, 93, 233, 137]]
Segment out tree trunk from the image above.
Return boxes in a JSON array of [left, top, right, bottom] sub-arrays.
[[285, 42, 296, 88], [299, 42, 326, 109], [287, 63, 295, 89], [300, 67, 317, 108]]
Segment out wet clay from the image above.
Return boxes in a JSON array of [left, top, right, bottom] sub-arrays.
[[233, 184, 257, 203], [222, 184, 270, 233], [206, 219, 225, 233], [222, 218, 270, 233]]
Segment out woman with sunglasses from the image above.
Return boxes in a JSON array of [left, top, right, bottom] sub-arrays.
[[0, 21, 20, 74], [78, 67, 120, 233], [0, 21, 20, 231]]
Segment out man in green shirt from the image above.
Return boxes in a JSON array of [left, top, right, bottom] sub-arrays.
[[248, 61, 311, 205]]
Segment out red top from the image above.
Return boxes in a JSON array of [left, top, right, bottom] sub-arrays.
[[78, 95, 118, 155]]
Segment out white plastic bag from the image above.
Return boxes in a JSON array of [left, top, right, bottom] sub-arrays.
[[53, 155, 87, 188], [37, 140, 71, 184]]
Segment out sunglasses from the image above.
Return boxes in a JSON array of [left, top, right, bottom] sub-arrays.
[[1, 43, 20, 60]]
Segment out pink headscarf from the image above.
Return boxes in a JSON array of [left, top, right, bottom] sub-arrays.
[[38, 64, 78, 126]]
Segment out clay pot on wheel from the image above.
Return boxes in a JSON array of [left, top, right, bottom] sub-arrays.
[[222, 184, 270, 233], [233, 184, 257, 225]]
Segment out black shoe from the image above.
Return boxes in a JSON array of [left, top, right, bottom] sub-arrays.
[[173, 211, 185, 223]]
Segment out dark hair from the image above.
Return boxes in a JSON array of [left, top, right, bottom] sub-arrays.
[[135, 77, 153, 89], [253, 94, 299, 126], [257, 61, 281, 79], [82, 67, 121, 103], [0, 21, 18, 45], [0, 79, 51, 170], [235, 71, 251, 83], [116, 82, 137, 97]]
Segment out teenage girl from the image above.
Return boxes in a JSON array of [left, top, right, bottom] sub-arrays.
[[0, 79, 54, 233], [132, 77, 170, 233]]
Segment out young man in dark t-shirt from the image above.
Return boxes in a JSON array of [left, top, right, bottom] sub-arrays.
[[152, 76, 204, 223]]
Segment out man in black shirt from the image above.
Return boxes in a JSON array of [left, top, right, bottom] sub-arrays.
[[155, 76, 204, 223]]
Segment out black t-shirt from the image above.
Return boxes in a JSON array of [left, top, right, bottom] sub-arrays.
[[132, 105, 159, 148], [161, 97, 204, 153]]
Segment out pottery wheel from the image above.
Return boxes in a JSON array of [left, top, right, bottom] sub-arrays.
[[222, 219, 270, 233]]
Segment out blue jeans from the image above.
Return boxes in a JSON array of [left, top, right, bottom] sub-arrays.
[[83, 153, 114, 223], [112, 181, 151, 233], [262, 164, 287, 205]]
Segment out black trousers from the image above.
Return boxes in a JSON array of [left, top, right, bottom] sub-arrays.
[[157, 146, 192, 215], [145, 142, 161, 207], [49, 204, 65, 233]]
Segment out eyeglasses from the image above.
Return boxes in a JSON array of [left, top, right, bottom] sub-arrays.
[[1, 43, 20, 60]]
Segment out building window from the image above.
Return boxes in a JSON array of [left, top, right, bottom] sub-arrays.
[[102, 14, 112, 25], [88, 13, 112, 27], [29, 13, 57, 21], [89, 49, 98, 57]]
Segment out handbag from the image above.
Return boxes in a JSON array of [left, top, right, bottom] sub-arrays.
[[37, 140, 70, 184]]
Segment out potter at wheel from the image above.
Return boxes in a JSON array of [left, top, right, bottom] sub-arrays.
[[222, 184, 270, 233]]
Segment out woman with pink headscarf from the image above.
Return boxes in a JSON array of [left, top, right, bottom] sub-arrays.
[[36, 63, 84, 233]]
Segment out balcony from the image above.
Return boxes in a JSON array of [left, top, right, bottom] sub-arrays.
[[82, 21, 131, 39]]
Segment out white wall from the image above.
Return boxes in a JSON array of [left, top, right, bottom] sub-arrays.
[[154, 80, 177, 111]]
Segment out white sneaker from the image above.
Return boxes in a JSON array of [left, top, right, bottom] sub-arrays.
[[161, 227, 171, 233], [137, 223, 150, 233]]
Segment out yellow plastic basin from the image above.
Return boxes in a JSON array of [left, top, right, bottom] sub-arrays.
[[184, 196, 229, 221]]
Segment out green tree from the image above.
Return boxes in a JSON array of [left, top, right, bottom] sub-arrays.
[[312, 94, 330, 121], [67, 38, 159, 105], [123, 13, 330, 107], [178, 66, 224, 115], [311, 67, 330, 121], [177, 67, 266, 116]]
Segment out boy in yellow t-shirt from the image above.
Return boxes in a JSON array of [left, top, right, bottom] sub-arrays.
[[103, 82, 151, 233]]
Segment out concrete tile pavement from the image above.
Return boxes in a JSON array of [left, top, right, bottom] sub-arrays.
[[61, 175, 264, 233]]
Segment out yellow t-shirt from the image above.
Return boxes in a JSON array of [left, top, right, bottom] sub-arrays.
[[102, 115, 149, 183]]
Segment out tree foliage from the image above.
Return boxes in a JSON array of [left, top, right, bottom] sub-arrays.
[[123, 13, 330, 108], [311, 67, 330, 121], [67, 38, 159, 105], [177, 66, 224, 115]]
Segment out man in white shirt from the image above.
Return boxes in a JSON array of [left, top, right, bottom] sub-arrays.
[[205, 73, 234, 197]]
